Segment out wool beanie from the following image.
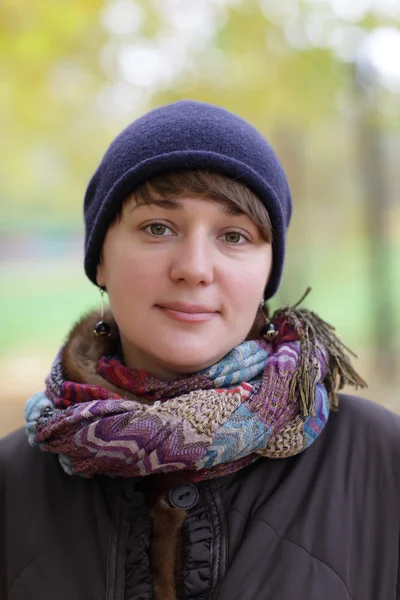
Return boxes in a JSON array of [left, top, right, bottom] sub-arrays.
[[84, 100, 292, 299]]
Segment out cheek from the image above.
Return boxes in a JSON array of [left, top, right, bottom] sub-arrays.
[[223, 254, 271, 310], [103, 240, 164, 305], [226, 276, 263, 323], [111, 260, 161, 303]]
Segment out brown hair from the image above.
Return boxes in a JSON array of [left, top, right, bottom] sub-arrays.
[[114, 170, 273, 243]]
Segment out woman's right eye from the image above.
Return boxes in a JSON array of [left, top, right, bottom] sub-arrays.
[[144, 223, 173, 236]]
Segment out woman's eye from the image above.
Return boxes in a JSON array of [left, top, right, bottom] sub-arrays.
[[145, 223, 172, 236], [223, 232, 245, 244]]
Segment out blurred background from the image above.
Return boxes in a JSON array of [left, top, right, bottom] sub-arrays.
[[1, 0, 399, 437]]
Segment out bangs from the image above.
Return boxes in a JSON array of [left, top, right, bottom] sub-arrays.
[[119, 170, 272, 243]]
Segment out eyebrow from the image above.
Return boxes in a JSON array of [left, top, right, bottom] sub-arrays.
[[129, 199, 182, 213], [129, 198, 244, 216]]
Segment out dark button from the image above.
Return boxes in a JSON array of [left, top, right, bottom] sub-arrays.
[[168, 484, 199, 509]]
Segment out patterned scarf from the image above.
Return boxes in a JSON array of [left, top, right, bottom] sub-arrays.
[[25, 307, 366, 482]]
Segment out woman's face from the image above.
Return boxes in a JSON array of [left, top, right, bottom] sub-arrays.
[[97, 195, 272, 379]]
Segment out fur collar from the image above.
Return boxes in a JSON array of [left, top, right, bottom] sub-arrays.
[[61, 310, 145, 401]]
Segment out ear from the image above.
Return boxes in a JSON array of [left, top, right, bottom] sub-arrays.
[[96, 262, 106, 288]]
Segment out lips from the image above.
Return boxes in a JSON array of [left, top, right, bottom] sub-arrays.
[[155, 302, 219, 323], [157, 302, 217, 314]]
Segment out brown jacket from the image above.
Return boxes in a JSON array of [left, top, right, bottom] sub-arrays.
[[1, 394, 400, 599]]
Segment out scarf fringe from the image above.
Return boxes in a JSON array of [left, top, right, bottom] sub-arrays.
[[272, 289, 368, 417]]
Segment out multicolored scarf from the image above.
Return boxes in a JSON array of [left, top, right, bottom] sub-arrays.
[[25, 306, 366, 482]]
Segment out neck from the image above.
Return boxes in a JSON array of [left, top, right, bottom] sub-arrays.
[[120, 335, 201, 381]]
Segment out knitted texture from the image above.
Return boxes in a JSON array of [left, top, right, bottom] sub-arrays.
[[84, 100, 292, 299], [25, 334, 331, 482]]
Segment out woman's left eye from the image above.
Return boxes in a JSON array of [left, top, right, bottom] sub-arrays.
[[222, 232, 248, 244]]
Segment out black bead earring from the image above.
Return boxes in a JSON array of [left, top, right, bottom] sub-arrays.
[[260, 300, 278, 342], [94, 289, 111, 337]]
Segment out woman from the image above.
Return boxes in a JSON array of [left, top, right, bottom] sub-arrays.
[[1, 100, 399, 600]]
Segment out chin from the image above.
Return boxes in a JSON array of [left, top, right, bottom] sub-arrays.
[[154, 345, 223, 374], [140, 329, 246, 375]]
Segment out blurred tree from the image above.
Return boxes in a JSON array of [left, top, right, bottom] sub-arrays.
[[1, 0, 106, 227], [1, 0, 399, 229]]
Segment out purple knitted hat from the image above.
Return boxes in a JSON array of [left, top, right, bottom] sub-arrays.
[[84, 100, 292, 299]]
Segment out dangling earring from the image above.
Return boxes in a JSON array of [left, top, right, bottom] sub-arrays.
[[94, 289, 111, 337], [260, 300, 278, 341]]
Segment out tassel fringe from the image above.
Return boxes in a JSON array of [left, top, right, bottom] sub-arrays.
[[271, 288, 368, 417]]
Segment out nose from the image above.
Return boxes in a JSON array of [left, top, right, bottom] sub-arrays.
[[169, 232, 214, 287]]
